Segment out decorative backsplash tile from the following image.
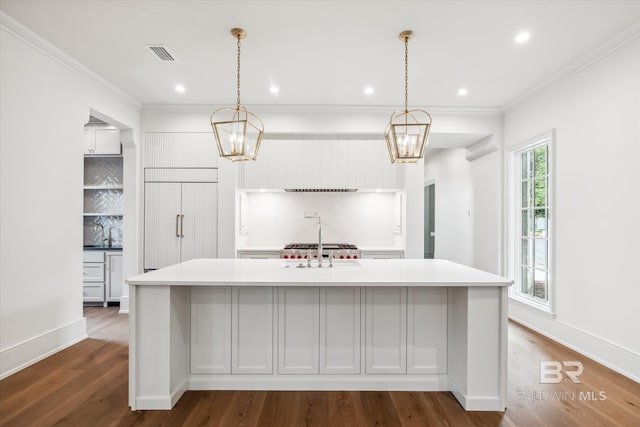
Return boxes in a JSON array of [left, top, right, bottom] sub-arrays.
[[83, 189, 123, 214], [84, 157, 123, 186]]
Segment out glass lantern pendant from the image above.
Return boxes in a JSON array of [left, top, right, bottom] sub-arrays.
[[211, 28, 264, 162], [384, 30, 432, 164]]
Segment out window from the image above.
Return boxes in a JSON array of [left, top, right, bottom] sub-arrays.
[[508, 131, 553, 312]]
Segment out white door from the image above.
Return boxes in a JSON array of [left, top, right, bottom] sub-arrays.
[[191, 287, 232, 374], [232, 287, 274, 374], [180, 182, 218, 262], [106, 253, 123, 301], [278, 287, 319, 374], [365, 287, 407, 374], [144, 182, 181, 270], [320, 287, 361, 374], [407, 287, 447, 374]]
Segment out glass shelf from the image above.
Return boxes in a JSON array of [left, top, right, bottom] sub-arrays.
[[83, 213, 123, 217]]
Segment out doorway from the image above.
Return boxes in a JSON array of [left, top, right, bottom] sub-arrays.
[[424, 183, 435, 259]]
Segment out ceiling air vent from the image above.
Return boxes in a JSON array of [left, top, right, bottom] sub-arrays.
[[285, 189, 358, 193], [147, 45, 176, 62]]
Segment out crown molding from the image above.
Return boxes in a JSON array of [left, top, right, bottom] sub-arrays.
[[503, 21, 640, 114], [142, 103, 503, 116], [0, 11, 142, 112]]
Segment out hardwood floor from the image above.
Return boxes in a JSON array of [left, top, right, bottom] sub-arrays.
[[1, 307, 639, 426]]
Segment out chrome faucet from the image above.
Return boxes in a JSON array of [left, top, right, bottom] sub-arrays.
[[304, 211, 323, 267]]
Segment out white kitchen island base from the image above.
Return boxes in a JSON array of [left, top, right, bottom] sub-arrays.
[[127, 259, 511, 412]]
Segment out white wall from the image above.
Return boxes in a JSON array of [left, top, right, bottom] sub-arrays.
[[238, 191, 402, 248], [0, 16, 140, 377], [424, 149, 473, 266], [504, 36, 640, 381]]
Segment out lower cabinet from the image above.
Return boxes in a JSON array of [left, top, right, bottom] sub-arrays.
[[232, 287, 274, 374], [191, 287, 232, 374], [189, 286, 446, 376], [83, 251, 104, 305], [320, 287, 361, 374], [106, 253, 123, 303], [278, 288, 320, 374], [365, 287, 407, 374], [83, 250, 123, 306]]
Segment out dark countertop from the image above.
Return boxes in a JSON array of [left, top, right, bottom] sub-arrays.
[[83, 246, 123, 252]]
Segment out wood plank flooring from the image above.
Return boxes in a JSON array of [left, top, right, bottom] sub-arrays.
[[1, 307, 639, 426]]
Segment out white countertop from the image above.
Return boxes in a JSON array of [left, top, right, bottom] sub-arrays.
[[127, 258, 512, 287]]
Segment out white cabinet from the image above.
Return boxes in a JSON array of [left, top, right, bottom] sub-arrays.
[[83, 250, 122, 305], [361, 250, 405, 259], [320, 287, 361, 374], [82, 263, 104, 282], [365, 287, 407, 374], [236, 250, 281, 259], [84, 126, 121, 155], [144, 181, 218, 270], [278, 288, 319, 374], [231, 287, 274, 374], [83, 250, 105, 304], [106, 253, 123, 302], [191, 287, 232, 374], [407, 288, 447, 374]]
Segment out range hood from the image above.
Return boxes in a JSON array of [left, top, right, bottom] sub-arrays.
[[284, 189, 358, 193]]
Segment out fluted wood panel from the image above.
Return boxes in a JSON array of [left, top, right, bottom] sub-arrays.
[[180, 183, 218, 262], [144, 132, 218, 168], [144, 182, 181, 270], [144, 168, 218, 183], [240, 137, 398, 189]]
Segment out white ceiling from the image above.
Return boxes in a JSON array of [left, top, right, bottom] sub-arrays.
[[1, 0, 640, 109]]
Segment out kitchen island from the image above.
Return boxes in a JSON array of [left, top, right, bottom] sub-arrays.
[[126, 258, 512, 411]]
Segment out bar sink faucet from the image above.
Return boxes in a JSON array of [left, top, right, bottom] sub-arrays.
[[94, 223, 106, 247], [304, 211, 323, 267]]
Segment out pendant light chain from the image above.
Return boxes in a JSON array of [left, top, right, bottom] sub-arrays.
[[404, 36, 409, 113], [236, 36, 241, 110]]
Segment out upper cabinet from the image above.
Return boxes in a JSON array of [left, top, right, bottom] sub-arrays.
[[144, 133, 218, 168], [84, 126, 121, 155], [239, 136, 401, 189]]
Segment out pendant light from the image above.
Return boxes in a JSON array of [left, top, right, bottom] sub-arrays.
[[384, 30, 432, 164], [211, 28, 264, 162]]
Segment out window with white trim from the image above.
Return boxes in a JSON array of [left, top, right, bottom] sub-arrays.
[[509, 131, 553, 311]]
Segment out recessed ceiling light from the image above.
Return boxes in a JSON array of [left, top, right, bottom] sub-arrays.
[[515, 31, 531, 44], [175, 84, 186, 93], [458, 88, 468, 96], [364, 86, 374, 95], [270, 85, 280, 95]]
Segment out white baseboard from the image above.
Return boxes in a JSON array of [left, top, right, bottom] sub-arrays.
[[509, 305, 640, 383], [119, 295, 129, 314], [0, 317, 87, 380], [133, 381, 187, 411], [189, 374, 450, 391]]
